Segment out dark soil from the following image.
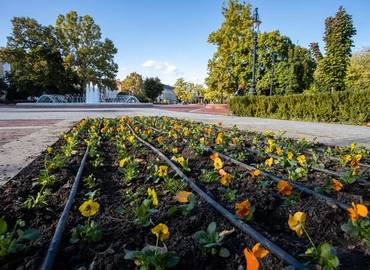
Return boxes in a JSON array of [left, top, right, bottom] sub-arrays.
[[1, 117, 370, 270]]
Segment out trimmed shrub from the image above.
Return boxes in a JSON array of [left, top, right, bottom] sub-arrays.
[[228, 90, 370, 125]]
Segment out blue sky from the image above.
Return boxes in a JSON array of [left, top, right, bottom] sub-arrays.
[[1, 0, 369, 86]]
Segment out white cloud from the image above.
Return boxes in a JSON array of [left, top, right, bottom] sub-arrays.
[[142, 60, 180, 75]]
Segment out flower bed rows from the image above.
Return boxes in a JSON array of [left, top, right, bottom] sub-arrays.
[[0, 116, 369, 270]]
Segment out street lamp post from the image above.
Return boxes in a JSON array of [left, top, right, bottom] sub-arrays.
[[269, 55, 275, 96], [249, 8, 261, 96]]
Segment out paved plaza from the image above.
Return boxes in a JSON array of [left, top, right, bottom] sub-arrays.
[[0, 104, 369, 185]]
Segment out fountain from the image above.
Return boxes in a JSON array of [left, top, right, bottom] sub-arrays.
[[24, 82, 146, 108], [85, 83, 100, 104], [35, 82, 140, 105]]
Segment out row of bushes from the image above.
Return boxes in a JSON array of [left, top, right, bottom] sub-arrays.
[[228, 90, 370, 125]]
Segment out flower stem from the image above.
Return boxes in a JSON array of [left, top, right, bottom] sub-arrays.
[[301, 222, 317, 253], [154, 235, 159, 256], [259, 259, 265, 270]]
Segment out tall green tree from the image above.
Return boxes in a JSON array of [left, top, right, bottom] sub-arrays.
[[0, 17, 79, 96], [206, 1, 315, 97], [144, 77, 164, 101], [321, 6, 356, 91], [55, 11, 118, 94], [121, 72, 145, 99], [173, 78, 192, 102], [309, 42, 323, 63], [345, 47, 370, 91], [206, 0, 253, 96]]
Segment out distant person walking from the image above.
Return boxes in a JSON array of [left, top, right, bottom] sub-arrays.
[[235, 84, 245, 96]]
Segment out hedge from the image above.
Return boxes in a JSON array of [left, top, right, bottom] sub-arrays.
[[228, 90, 370, 125]]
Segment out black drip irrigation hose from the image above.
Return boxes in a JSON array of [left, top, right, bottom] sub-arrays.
[[210, 149, 370, 220], [245, 147, 370, 186], [146, 122, 370, 207], [313, 148, 370, 169], [126, 123, 309, 270], [41, 146, 90, 270], [42, 120, 103, 270]]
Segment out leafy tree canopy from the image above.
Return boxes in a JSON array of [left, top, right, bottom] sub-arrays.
[[55, 11, 118, 93], [121, 72, 145, 99], [345, 47, 370, 91], [144, 77, 164, 102], [0, 17, 79, 96]]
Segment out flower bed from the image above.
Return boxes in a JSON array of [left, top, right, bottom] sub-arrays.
[[0, 116, 370, 270]]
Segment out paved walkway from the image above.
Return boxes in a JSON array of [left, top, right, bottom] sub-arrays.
[[0, 104, 369, 185]]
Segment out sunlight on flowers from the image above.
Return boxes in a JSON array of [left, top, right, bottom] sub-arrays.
[[119, 157, 130, 167], [251, 170, 260, 178], [348, 202, 368, 221], [297, 155, 306, 165], [244, 242, 269, 270], [151, 223, 170, 241], [210, 152, 219, 161], [79, 200, 100, 217], [265, 157, 273, 167], [148, 188, 158, 206], [288, 212, 306, 236], [220, 173, 232, 186], [158, 166, 168, 177], [214, 157, 223, 170], [331, 178, 343, 191]]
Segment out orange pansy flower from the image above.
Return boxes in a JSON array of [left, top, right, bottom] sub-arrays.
[[351, 158, 358, 168], [251, 170, 261, 178], [331, 178, 343, 191], [218, 169, 227, 176], [235, 200, 251, 217], [352, 166, 360, 176], [244, 243, 269, 270], [218, 122, 222, 126], [210, 152, 219, 161], [277, 180, 293, 196], [348, 202, 368, 221], [288, 212, 306, 236]]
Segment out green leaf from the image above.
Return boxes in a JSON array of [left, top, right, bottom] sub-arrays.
[[194, 231, 207, 241], [317, 242, 332, 258], [341, 222, 359, 237], [115, 207, 130, 214], [207, 222, 217, 234], [23, 229, 40, 240], [167, 206, 177, 217], [203, 243, 216, 248], [124, 251, 136, 260], [187, 194, 196, 204], [0, 218, 7, 235], [219, 247, 230, 257], [165, 253, 180, 267]]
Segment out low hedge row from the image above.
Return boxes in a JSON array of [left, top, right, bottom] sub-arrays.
[[228, 90, 370, 125]]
